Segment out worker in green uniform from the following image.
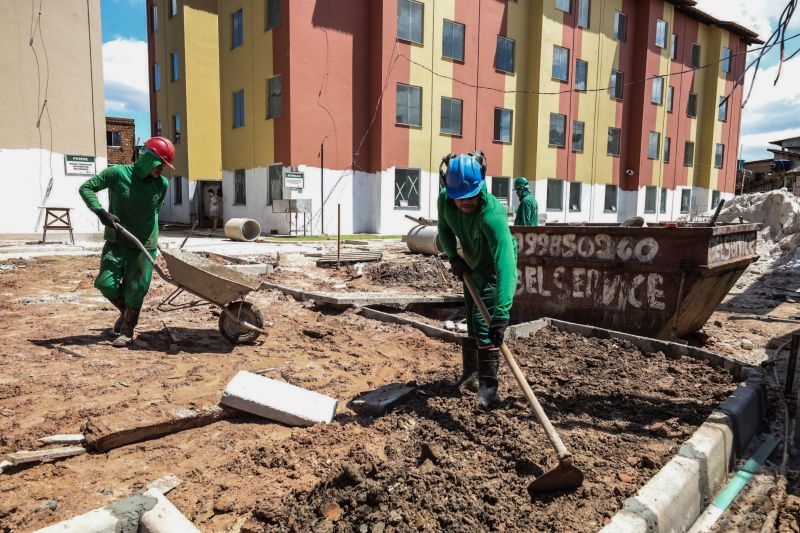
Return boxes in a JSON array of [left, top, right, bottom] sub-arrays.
[[79, 136, 174, 347], [437, 152, 518, 409], [514, 177, 538, 226]]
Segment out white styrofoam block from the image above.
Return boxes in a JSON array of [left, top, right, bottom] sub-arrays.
[[221, 371, 338, 426], [139, 489, 200, 533], [33, 508, 121, 533]]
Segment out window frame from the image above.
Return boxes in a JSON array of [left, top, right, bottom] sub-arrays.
[[569, 181, 582, 212], [397, 0, 424, 44], [687, 92, 698, 118], [491, 176, 512, 207], [153, 63, 161, 92], [442, 19, 466, 62], [233, 90, 245, 129], [680, 189, 691, 214], [268, 163, 283, 205], [170, 50, 179, 81], [575, 59, 588, 91], [267, 75, 282, 119], [607, 127, 621, 157], [169, 0, 177, 18], [671, 34, 678, 60], [684, 141, 695, 167], [495, 36, 516, 74], [154, 120, 162, 137], [394, 167, 421, 209], [718, 95, 728, 122], [231, 9, 244, 49], [172, 112, 181, 144], [233, 169, 247, 206], [711, 190, 721, 209], [721, 47, 732, 73], [667, 85, 674, 112], [151, 4, 159, 33], [655, 19, 667, 49], [577, 0, 590, 28], [552, 45, 570, 82], [548, 113, 567, 148], [265, 0, 281, 31], [546, 178, 564, 211], [644, 185, 657, 214], [106, 131, 122, 147], [440, 96, 463, 136], [664, 136, 671, 163], [647, 131, 661, 160], [572, 120, 585, 152], [651, 76, 664, 105], [555, 0, 571, 13], [660, 187, 668, 214], [494, 107, 514, 143], [604, 184, 618, 213], [691, 42, 701, 68], [173, 176, 183, 205], [395, 83, 423, 127], [613, 11, 627, 41], [610, 69, 624, 100], [715, 143, 725, 169]]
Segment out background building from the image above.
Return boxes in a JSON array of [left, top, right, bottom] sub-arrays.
[[152, 0, 759, 235], [740, 135, 800, 194], [0, 0, 106, 238], [106, 116, 136, 165], [147, 0, 222, 227]]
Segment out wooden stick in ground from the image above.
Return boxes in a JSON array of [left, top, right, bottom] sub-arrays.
[[463, 275, 572, 463]]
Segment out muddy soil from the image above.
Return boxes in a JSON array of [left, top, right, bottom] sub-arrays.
[[256, 328, 737, 532], [359, 258, 460, 293]]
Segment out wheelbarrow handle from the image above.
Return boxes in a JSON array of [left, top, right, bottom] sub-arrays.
[[463, 275, 572, 463], [113, 222, 169, 279]]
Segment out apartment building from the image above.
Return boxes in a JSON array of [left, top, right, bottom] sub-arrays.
[[153, 0, 759, 235], [0, 0, 106, 237], [147, 0, 222, 226]]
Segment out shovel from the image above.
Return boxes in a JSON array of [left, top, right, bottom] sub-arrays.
[[463, 275, 584, 494]]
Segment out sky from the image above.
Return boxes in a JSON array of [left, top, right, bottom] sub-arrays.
[[100, 0, 800, 161]]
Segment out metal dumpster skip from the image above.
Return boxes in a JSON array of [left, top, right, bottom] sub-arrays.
[[510, 224, 760, 339]]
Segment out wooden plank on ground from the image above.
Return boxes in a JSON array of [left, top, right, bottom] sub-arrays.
[[5, 446, 86, 465], [83, 404, 237, 452], [355, 306, 465, 344]]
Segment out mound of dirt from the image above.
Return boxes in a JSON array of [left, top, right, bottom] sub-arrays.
[[364, 258, 460, 292], [256, 327, 737, 532]]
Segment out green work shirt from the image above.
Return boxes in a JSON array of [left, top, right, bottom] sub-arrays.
[[514, 189, 538, 226], [437, 184, 518, 320], [79, 151, 168, 250]]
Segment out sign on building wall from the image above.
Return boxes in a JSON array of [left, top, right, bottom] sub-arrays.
[[65, 155, 96, 175], [284, 171, 304, 189]]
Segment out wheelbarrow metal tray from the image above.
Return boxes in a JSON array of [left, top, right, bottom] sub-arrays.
[[160, 248, 262, 306]]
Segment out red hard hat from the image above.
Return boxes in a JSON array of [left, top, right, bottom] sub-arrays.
[[144, 136, 175, 169]]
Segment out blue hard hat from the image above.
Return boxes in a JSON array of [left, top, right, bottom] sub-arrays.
[[445, 154, 485, 200]]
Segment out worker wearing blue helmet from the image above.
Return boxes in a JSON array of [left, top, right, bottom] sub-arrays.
[[437, 152, 518, 409]]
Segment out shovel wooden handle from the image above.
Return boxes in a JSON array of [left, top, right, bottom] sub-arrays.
[[463, 275, 572, 463]]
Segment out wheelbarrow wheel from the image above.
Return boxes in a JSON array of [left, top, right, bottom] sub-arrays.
[[219, 302, 264, 345]]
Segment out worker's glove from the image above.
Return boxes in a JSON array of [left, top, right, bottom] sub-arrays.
[[96, 209, 120, 228], [449, 257, 471, 280], [488, 318, 509, 348]]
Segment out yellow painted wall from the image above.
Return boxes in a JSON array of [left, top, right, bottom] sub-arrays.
[[503, 0, 528, 179]]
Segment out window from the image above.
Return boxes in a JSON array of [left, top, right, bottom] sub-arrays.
[[655, 20, 667, 48], [396, 83, 422, 127], [170, 51, 179, 81], [569, 182, 582, 212], [715, 143, 725, 168], [234, 169, 246, 205], [613, 11, 627, 41], [107, 131, 121, 147], [687, 92, 697, 118], [644, 186, 657, 213], [719, 96, 728, 121], [671, 34, 678, 60], [552, 46, 569, 81], [680, 189, 691, 213], [169, 0, 177, 17], [398, 0, 423, 44], [233, 90, 244, 128], [577, 0, 590, 28], [151, 4, 158, 32], [268, 164, 283, 204], [684, 141, 695, 166], [648, 132, 661, 160], [440, 97, 463, 136], [442, 20, 465, 61], [691, 43, 700, 68], [610, 70, 624, 100], [660, 187, 668, 213], [496, 36, 515, 73], [572, 120, 585, 152], [172, 113, 181, 143], [267, 75, 282, 119], [667, 85, 674, 112], [153, 63, 161, 92], [491, 177, 511, 206], [721, 47, 731, 73], [154, 120, 162, 136], [556, 0, 570, 13], [607, 127, 621, 156], [394, 168, 420, 208], [549, 113, 566, 147], [575, 59, 588, 91], [712, 190, 721, 209], [604, 184, 618, 213], [266, 0, 280, 30], [651, 77, 664, 105], [547, 179, 563, 211], [232, 9, 244, 48], [173, 176, 182, 205], [494, 108, 513, 143], [664, 137, 671, 163]]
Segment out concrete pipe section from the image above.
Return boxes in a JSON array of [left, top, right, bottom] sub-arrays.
[[224, 218, 261, 242], [405, 225, 443, 255]]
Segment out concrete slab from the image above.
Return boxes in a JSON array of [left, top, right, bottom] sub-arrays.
[[39, 434, 86, 445], [678, 414, 735, 503], [228, 263, 274, 275], [6, 446, 86, 465], [146, 474, 183, 495], [598, 510, 648, 533], [221, 371, 338, 426], [348, 383, 415, 416], [33, 493, 158, 533], [260, 281, 463, 307], [139, 488, 201, 533]]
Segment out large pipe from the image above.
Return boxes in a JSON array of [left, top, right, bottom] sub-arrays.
[[224, 218, 261, 242], [405, 225, 443, 255]]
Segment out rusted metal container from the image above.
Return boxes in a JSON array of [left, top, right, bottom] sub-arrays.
[[511, 224, 760, 339]]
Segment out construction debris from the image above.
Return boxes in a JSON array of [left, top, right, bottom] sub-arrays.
[[5, 446, 86, 466], [316, 251, 383, 266], [138, 488, 201, 533], [39, 434, 86, 445], [348, 383, 415, 416]]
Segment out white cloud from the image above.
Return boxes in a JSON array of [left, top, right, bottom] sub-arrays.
[[102, 38, 148, 114], [695, 0, 800, 41]]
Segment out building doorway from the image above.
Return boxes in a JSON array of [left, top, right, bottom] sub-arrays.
[[196, 181, 223, 229]]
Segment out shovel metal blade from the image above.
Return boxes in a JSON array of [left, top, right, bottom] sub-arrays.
[[528, 461, 585, 495]]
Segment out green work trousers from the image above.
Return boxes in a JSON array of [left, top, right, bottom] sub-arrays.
[[94, 241, 157, 310], [464, 272, 499, 348]]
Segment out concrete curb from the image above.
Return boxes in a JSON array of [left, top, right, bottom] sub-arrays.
[[506, 319, 764, 533], [260, 281, 464, 307]]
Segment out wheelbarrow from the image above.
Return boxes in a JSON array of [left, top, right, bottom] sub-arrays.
[[114, 223, 269, 344]]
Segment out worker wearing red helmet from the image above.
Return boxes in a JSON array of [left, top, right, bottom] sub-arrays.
[[79, 137, 174, 347]]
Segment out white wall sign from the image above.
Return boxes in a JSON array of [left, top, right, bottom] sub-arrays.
[[65, 155, 96, 175], [284, 171, 304, 189]]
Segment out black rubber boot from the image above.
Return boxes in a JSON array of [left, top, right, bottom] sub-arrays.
[[476, 347, 501, 409], [111, 298, 126, 335], [112, 308, 141, 348], [447, 337, 479, 391]]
